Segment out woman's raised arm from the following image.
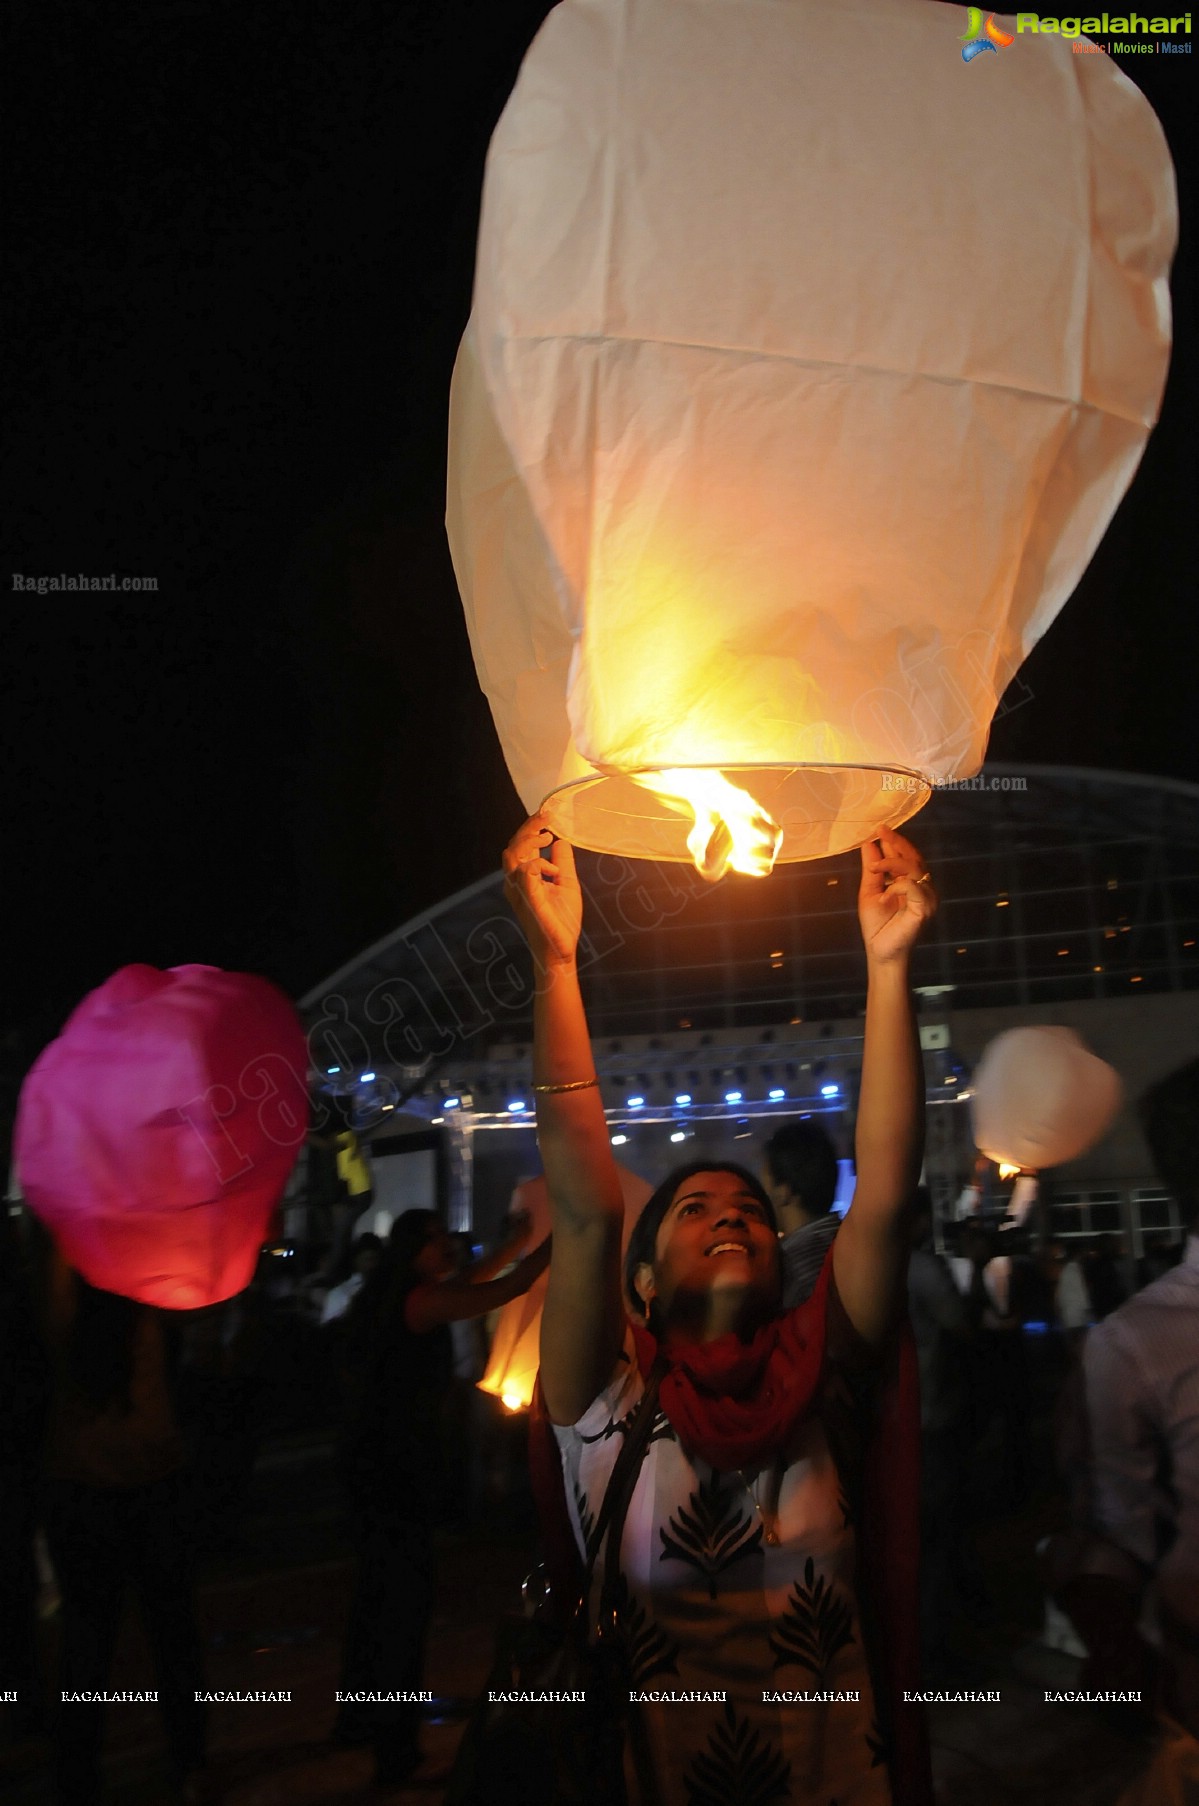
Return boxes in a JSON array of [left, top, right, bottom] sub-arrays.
[[503, 815, 626, 1424], [833, 830, 937, 1346], [404, 1238, 551, 1333]]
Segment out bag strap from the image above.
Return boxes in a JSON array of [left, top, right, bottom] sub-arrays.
[[579, 1356, 667, 1627]]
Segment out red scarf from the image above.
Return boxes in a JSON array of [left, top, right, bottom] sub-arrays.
[[628, 1249, 832, 1470], [529, 1247, 932, 1805]]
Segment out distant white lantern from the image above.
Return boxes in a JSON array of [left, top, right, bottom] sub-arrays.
[[448, 0, 1175, 876], [971, 1027, 1123, 1170]]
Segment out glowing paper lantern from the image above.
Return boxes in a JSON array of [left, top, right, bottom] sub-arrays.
[[15, 964, 309, 1309], [478, 1164, 652, 1412], [448, 0, 1175, 876], [971, 1027, 1122, 1171]]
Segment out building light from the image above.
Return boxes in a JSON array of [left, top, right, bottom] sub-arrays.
[[724, 1090, 742, 1104], [769, 1088, 786, 1101], [675, 1092, 692, 1105], [821, 1083, 840, 1098], [627, 1095, 645, 1108], [360, 1072, 376, 1083], [611, 1133, 628, 1146]]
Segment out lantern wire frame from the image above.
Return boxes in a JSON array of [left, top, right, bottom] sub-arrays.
[[543, 761, 933, 868]]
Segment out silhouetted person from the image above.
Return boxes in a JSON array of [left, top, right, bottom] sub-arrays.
[[320, 1231, 383, 1325], [1059, 1058, 1199, 1799], [40, 1252, 206, 1805], [906, 1188, 974, 1668], [761, 1118, 841, 1307], [336, 1210, 547, 1787], [1081, 1239, 1128, 1323], [0, 1209, 48, 1733]]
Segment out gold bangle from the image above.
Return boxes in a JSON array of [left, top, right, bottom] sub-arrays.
[[531, 1078, 599, 1095]]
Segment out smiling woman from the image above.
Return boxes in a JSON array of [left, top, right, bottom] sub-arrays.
[[624, 1165, 782, 1335], [502, 812, 939, 1806]]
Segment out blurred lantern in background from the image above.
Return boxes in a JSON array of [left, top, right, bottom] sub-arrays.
[[15, 964, 309, 1309], [478, 1163, 652, 1412], [448, 0, 1175, 879], [971, 1026, 1123, 1172]]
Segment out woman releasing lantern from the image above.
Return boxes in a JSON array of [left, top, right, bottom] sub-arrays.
[[504, 814, 937, 1806]]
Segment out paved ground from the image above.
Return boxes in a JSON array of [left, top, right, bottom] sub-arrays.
[[0, 1426, 1159, 1806]]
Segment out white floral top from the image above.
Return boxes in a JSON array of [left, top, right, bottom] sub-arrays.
[[553, 1322, 892, 1806]]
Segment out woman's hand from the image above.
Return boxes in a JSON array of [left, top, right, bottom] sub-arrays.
[[503, 812, 582, 967], [858, 829, 937, 966]]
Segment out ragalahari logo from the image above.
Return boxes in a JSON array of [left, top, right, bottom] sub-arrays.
[[961, 8, 1017, 56]]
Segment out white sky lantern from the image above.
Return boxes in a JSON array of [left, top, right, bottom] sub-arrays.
[[448, 0, 1175, 877], [972, 1027, 1123, 1171]]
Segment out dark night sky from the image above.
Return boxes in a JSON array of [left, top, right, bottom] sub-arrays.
[[3, 0, 1195, 1047]]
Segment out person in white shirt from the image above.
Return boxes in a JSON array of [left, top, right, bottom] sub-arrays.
[[320, 1233, 382, 1325], [1058, 1058, 1199, 1800], [1055, 1244, 1092, 1335]]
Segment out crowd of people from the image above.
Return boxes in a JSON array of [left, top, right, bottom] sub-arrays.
[[0, 815, 1195, 1805]]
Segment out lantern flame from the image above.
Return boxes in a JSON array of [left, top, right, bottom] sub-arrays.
[[633, 770, 783, 881], [500, 1387, 527, 1413], [996, 1161, 1022, 1180]]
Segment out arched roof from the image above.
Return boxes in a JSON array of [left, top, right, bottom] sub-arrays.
[[301, 766, 1199, 1084]]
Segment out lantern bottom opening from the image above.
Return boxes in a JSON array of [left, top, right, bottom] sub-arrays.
[[543, 764, 932, 865]]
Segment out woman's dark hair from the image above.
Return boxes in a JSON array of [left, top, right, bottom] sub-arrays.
[[387, 1209, 441, 1273], [344, 1209, 440, 1354], [623, 1161, 777, 1316]]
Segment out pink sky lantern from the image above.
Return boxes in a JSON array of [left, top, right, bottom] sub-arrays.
[[15, 964, 310, 1310]]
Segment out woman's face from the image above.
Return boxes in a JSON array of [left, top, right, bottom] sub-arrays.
[[635, 1170, 781, 1326], [413, 1223, 454, 1283]]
